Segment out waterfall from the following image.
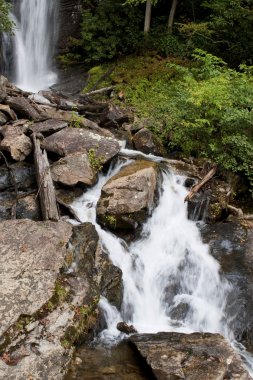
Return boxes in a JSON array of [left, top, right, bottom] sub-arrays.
[[70, 151, 253, 375], [2, 0, 58, 92]]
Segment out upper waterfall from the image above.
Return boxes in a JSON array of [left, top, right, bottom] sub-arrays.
[[3, 0, 59, 92]]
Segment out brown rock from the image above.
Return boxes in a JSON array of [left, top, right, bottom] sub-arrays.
[[133, 128, 167, 157], [0, 125, 32, 161], [97, 160, 160, 230], [51, 152, 97, 186], [117, 322, 137, 334], [42, 128, 120, 164], [0, 104, 17, 121], [130, 332, 251, 380]]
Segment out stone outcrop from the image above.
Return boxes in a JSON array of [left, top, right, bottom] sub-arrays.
[[6, 96, 46, 121], [130, 332, 251, 380], [42, 128, 120, 164], [51, 152, 97, 187], [97, 160, 160, 230]]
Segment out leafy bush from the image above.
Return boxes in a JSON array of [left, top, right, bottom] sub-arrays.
[[61, 0, 143, 65], [95, 51, 252, 191]]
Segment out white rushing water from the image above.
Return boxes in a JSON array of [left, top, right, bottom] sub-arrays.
[[3, 0, 58, 92], [70, 152, 253, 376]]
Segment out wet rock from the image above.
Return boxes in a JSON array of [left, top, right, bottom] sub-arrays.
[[42, 128, 120, 164], [97, 160, 160, 230], [0, 219, 72, 337], [6, 96, 46, 121], [0, 75, 8, 102], [29, 119, 68, 135], [133, 128, 167, 157], [70, 223, 123, 309], [130, 332, 251, 380], [0, 125, 32, 161], [117, 322, 137, 334], [0, 162, 36, 191], [51, 152, 97, 187]]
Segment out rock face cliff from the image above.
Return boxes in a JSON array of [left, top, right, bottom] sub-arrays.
[[58, 0, 83, 53]]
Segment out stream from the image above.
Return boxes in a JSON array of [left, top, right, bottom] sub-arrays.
[[67, 151, 253, 378]]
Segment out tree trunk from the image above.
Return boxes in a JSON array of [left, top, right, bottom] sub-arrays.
[[144, 0, 152, 33], [168, 0, 178, 34]]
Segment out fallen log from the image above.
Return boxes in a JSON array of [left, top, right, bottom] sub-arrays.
[[184, 165, 217, 202], [82, 86, 114, 97], [32, 134, 59, 221]]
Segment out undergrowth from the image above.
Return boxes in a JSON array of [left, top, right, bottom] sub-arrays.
[[84, 50, 253, 194]]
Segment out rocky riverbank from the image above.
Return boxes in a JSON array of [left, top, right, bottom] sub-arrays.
[[0, 74, 252, 379]]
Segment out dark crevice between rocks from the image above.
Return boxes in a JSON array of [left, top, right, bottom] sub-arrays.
[[128, 340, 157, 380]]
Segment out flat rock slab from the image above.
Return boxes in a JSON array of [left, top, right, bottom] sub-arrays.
[[42, 128, 120, 164], [130, 332, 251, 380], [97, 160, 160, 230], [0, 219, 72, 337], [29, 119, 68, 135], [51, 152, 97, 186]]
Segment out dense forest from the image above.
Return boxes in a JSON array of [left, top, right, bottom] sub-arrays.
[[2, 0, 253, 195]]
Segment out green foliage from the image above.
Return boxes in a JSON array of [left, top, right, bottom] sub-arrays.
[[0, 0, 14, 32], [202, 0, 253, 65], [62, 0, 143, 65], [95, 52, 253, 192], [88, 149, 104, 173]]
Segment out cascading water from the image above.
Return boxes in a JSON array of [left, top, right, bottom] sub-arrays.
[[2, 0, 58, 92], [70, 150, 253, 376]]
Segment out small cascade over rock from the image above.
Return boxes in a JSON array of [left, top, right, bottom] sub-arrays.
[[2, 0, 59, 92]]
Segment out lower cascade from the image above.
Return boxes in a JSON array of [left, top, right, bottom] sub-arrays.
[[71, 153, 253, 376], [2, 0, 58, 92]]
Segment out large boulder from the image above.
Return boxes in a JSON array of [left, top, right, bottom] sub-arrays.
[[0, 219, 72, 337], [97, 160, 160, 230], [42, 128, 120, 164], [130, 332, 251, 380], [50, 152, 97, 187]]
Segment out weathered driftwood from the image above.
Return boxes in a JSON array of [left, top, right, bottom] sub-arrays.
[[32, 134, 59, 221], [184, 165, 217, 202], [82, 86, 114, 97]]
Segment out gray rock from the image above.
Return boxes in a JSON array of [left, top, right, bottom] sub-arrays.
[[130, 332, 251, 380], [0, 111, 8, 125], [0, 162, 36, 191], [133, 128, 167, 157], [42, 127, 120, 164], [0, 219, 72, 337], [0, 124, 32, 161], [97, 160, 160, 230], [70, 223, 123, 309], [29, 119, 68, 135], [51, 152, 97, 187], [6, 96, 46, 121], [16, 194, 42, 221], [0, 104, 17, 121]]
